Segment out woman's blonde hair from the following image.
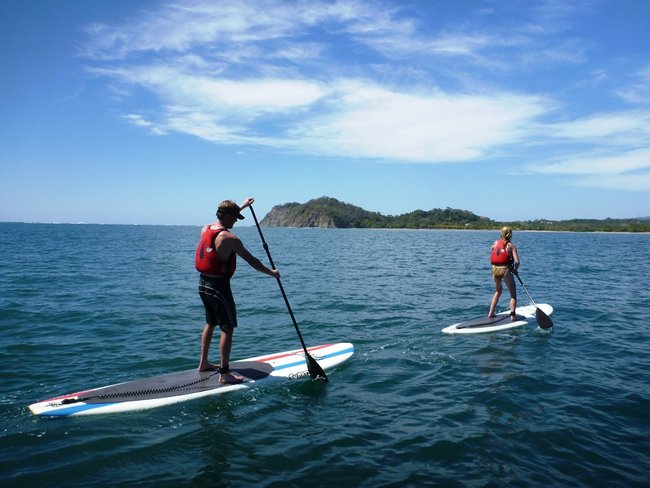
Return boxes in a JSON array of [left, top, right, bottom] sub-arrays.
[[500, 226, 513, 242]]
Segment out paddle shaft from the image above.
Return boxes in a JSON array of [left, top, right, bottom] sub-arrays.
[[248, 205, 328, 381], [513, 270, 537, 306]]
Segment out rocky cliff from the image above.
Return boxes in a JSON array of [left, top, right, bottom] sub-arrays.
[[260, 197, 379, 228], [261, 201, 338, 228]]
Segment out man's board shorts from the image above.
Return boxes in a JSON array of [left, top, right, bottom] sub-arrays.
[[198, 274, 237, 331]]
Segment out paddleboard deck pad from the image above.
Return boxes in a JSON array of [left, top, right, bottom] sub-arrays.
[[29, 342, 354, 417], [442, 304, 553, 334]]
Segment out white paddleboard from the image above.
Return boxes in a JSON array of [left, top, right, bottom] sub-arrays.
[[442, 304, 553, 334], [29, 342, 354, 417]]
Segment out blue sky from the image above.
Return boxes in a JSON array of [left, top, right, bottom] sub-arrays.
[[1, 0, 649, 225]]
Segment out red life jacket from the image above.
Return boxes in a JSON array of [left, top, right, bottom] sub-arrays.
[[195, 227, 237, 277], [491, 239, 512, 266]]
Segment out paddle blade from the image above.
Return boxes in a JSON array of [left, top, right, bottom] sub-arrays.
[[536, 307, 554, 329], [306, 354, 329, 382]]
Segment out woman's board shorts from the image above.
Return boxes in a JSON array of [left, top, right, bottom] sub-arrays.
[[198, 274, 237, 331], [492, 265, 510, 278]]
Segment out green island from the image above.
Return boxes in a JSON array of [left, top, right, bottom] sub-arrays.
[[261, 197, 650, 232]]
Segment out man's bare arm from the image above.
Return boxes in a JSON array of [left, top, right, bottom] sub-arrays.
[[232, 238, 279, 277]]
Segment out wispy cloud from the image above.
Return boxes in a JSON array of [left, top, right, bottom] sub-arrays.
[[530, 148, 650, 175], [617, 65, 650, 105], [527, 148, 650, 191], [82, 0, 649, 189], [542, 111, 650, 145], [528, 109, 650, 190]]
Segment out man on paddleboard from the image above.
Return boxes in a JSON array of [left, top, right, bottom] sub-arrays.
[[488, 226, 520, 320], [195, 197, 280, 382]]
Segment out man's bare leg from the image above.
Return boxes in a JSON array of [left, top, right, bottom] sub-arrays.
[[219, 328, 243, 383], [198, 323, 219, 372]]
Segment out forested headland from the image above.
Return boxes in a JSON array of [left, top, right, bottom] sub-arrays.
[[260, 197, 650, 232]]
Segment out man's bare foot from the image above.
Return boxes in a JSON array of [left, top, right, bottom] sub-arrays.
[[488, 314, 496, 319], [198, 362, 219, 372], [220, 372, 244, 384]]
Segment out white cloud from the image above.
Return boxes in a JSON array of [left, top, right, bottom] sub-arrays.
[[530, 148, 650, 176], [92, 64, 325, 113], [527, 148, 650, 191], [83, 1, 284, 59], [123, 113, 167, 135], [82, 0, 573, 71], [113, 70, 549, 162], [89, 47, 550, 161], [366, 32, 496, 61], [291, 81, 549, 162], [124, 113, 152, 128], [197, 79, 326, 110], [526, 108, 650, 191], [82, 0, 392, 61], [541, 111, 650, 145], [164, 108, 244, 143]]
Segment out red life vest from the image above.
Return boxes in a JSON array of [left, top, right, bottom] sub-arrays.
[[195, 227, 237, 277], [491, 239, 512, 266]]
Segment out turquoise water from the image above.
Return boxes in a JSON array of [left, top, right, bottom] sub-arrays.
[[1, 223, 649, 486]]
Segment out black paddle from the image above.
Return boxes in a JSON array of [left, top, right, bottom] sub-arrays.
[[512, 270, 553, 329], [249, 205, 328, 382]]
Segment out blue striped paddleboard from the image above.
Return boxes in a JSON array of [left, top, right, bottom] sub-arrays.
[[29, 342, 354, 417]]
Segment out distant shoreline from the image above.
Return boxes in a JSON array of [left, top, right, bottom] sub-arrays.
[[252, 227, 650, 235], [2, 221, 649, 234]]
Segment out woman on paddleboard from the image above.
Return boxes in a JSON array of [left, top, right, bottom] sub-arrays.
[[488, 226, 520, 320]]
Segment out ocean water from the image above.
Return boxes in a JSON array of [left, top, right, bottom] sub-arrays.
[[1, 223, 649, 487]]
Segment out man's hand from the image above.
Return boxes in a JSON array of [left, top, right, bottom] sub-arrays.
[[240, 197, 255, 209]]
